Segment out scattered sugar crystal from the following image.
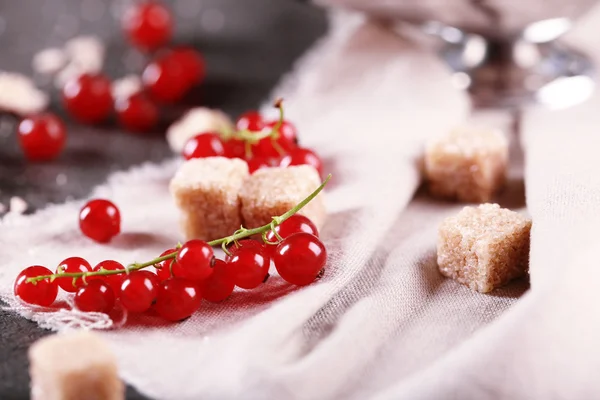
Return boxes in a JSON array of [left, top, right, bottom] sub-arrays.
[[170, 157, 249, 240], [29, 331, 124, 400], [0, 72, 49, 115], [111, 74, 142, 99], [425, 126, 508, 203], [166, 107, 234, 153], [9, 196, 28, 214], [64, 35, 105, 74], [239, 165, 326, 230], [32, 47, 67, 75], [437, 203, 531, 293]]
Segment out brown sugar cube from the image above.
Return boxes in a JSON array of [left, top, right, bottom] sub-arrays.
[[239, 165, 326, 230], [437, 203, 531, 293], [424, 126, 508, 203], [29, 331, 124, 400], [170, 157, 249, 240]]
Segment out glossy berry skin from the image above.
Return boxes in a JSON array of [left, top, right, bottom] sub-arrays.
[[120, 271, 159, 312], [154, 278, 202, 321], [256, 121, 298, 158], [14, 266, 58, 307], [123, 1, 172, 50], [201, 259, 235, 303], [227, 239, 265, 256], [17, 113, 66, 162], [142, 54, 188, 103], [265, 215, 319, 245], [280, 148, 323, 176], [89, 260, 125, 294], [246, 157, 270, 174], [75, 280, 115, 313], [55, 257, 92, 293], [79, 199, 121, 243], [62, 74, 113, 124], [171, 47, 205, 86], [236, 111, 264, 131], [174, 240, 214, 281], [223, 138, 246, 159], [182, 133, 225, 160], [225, 246, 270, 289], [155, 248, 177, 281], [115, 93, 159, 132], [273, 233, 327, 286]]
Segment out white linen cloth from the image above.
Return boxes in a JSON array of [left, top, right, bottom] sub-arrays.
[[3, 6, 600, 399]]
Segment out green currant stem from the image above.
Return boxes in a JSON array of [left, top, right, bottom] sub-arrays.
[[26, 174, 331, 285]]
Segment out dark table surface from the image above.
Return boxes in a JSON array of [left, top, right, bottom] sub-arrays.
[[0, 1, 327, 398]]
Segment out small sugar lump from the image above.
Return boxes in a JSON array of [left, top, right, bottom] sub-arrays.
[[437, 203, 531, 293], [425, 126, 508, 203], [170, 157, 249, 241]]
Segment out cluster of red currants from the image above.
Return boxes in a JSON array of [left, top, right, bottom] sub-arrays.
[[183, 110, 324, 175], [17, 1, 204, 162], [14, 213, 326, 322]]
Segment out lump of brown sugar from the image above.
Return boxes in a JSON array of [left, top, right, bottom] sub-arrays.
[[29, 331, 124, 400], [437, 203, 531, 293], [170, 157, 249, 241], [425, 126, 508, 203], [239, 165, 326, 230]]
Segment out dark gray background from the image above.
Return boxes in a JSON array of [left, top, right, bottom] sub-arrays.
[[0, 0, 327, 398]]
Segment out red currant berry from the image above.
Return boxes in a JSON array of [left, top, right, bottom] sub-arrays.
[[120, 270, 159, 312], [75, 280, 115, 313], [115, 93, 159, 133], [273, 233, 326, 286], [256, 120, 298, 158], [122, 1, 172, 50], [171, 47, 205, 86], [279, 147, 323, 176], [55, 257, 92, 293], [14, 266, 58, 307], [225, 246, 270, 289], [17, 113, 66, 162], [227, 239, 265, 256], [236, 111, 264, 131], [223, 138, 246, 159], [182, 133, 225, 160], [62, 73, 113, 124], [154, 278, 202, 321], [246, 157, 270, 174], [155, 248, 177, 281], [142, 54, 188, 103], [174, 240, 214, 281], [201, 259, 235, 303], [89, 260, 125, 294], [79, 199, 121, 243], [265, 215, 319, 245]]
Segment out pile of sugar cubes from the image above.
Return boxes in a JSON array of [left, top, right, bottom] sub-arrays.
[[425, 126, 531, 293]]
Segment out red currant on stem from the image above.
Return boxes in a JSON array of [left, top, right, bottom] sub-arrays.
[[14, 266, 58, 307], [120, 270, 159, 312], [265, 214, 319, 245], [174, 240, 214, 281], [256, 120, 298, 158], [143, 54, 188, 103], [89, 260, 125, 294], [225, 246, 270, 289], [75, 280, 115, 313], [79, 199, 121, 243], [122, 1, 172, 50], [273, 232, 327, 286], [17, 113, 66, 162], [155, 248, 177, 281], [182, 133, 225, 160], [280, 147, 323, 176], [171, 47, 205, 86], [154, 278, 202, 321], [62, 73, 113, 124], [55, 257, 92, 292], [115, 93, 159, 133], [201, 259, 235, 303], [223, 138, 246, 159], [236, 111, 264, 131]]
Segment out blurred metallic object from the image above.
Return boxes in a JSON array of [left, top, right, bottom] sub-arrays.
[[316, 0, 599, 108]]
